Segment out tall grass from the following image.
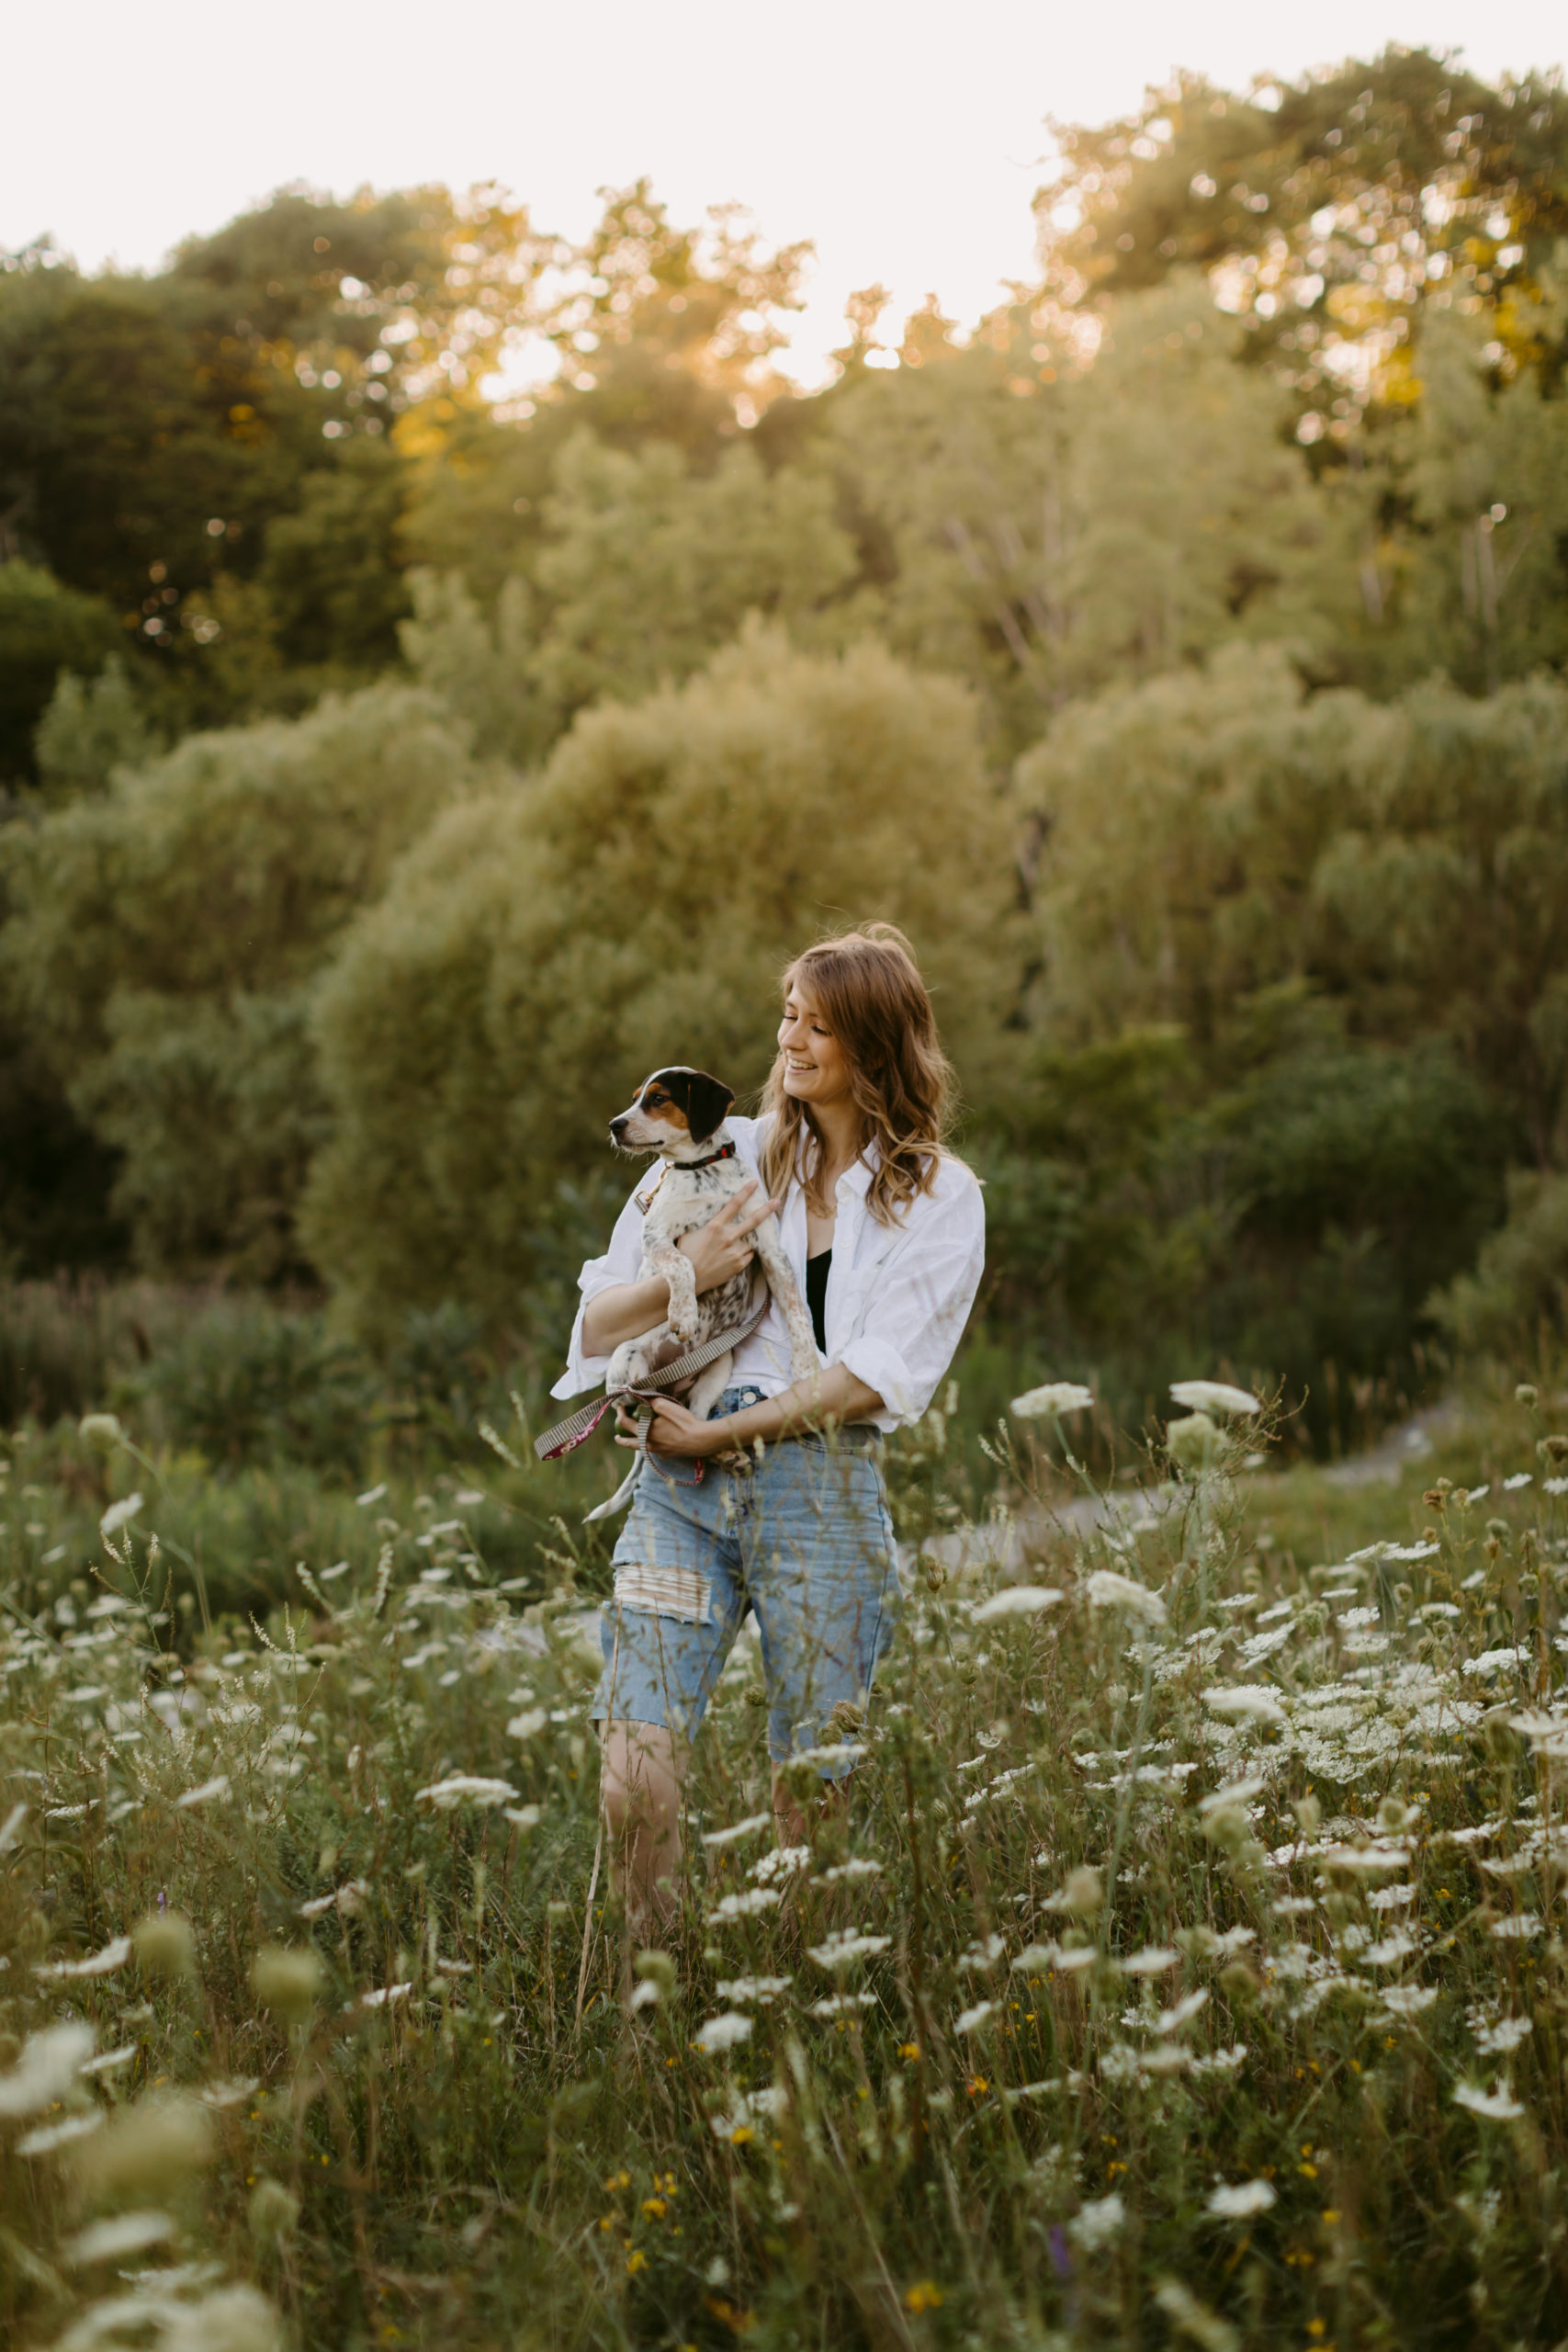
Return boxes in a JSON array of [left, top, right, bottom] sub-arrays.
[[2, 1380, 1566, 2348]]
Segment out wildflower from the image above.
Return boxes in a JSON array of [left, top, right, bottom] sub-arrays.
[[36, 1934, 132, 1980], [252, 1946, 325, 2023], [64, 2211, 175, 2268], [99, 1492, 144, 1538], [356, 1482, 388, 1506], [133, 1911, 197, 1980], [164, 2284, 284, 2352], [17, 2111, 103, 2157], [1011, 1382, 1094, 1419], [716, 1975, 792, 2004], [972, 1585, 1065, 1623], [955, 2000, 998, 2034], [1205, 1687, 1285, 1726], [505, 1709, 547, 1740], [710, 1888, 782, 1922], [1085, 1569, 1167, 1624], [504, 1804, 542, 1830], [1453, 2083, 1525, 2120], [75, 2094, 213, 2199], [1380, 1985, 1439, 2018], [247, 2179, 300, 2247], [807, 1931, 891, 1972], [634, 1951, 677, 2002], [695, 2013, 753, 2053], [807, 1993, 876, 2018], [1205, 2177, 1277, 2220], [175, 1775, 231, 1810], [78, 1412, 124, 1453], [0, 2022, 95, 2117], [1170, 1379, 1261, 1418], [413, 1775, 518, 1809], [1120, 1946, 1179, 1976], [1069, 2193, 1126, 2251], [816, 1858, 883, 1884], [700, 1811, 773, 1849], [1488, 1914, 1541, 1940], [1156, 1990, 1209, 2036], [905, 2282, 943, 2312]]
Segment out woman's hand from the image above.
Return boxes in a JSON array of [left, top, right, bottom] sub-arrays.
[[678, 1181, 783, 1296], [615, 1396, 734, 1459]]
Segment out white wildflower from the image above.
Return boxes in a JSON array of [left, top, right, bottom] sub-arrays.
[[1119, 1946, 1180, 1977], [1205, 1688, 1285, 1726], [1069, 2193, 1126, 2250], [17, 2110, 103, 2156], [1474, 2016, 1531, 2055], [505, 1709, 547, 1741], [972, 1585, 1065, 1623], [1206, 2178, 1277, 2219], [955, 2000, 998, 2034], [1380, 1985, 1439, 2018], [816, 1858, 883, 1884], [1489, 1914, 1541, 1940], [0, 2022, 96, 2117], [1085, 1569, 1168, 1624], [64, 2211, 175, 2267], [807, 1931, 890, 1973], [700, 1811, 773, 1849], [1011, 1383, 1094, 1419], [503, 1804, 542, 1830], [716, 1976, 792, 2005], [413, 1776, 516, 1809], [694, 2012, 753, 2053], [174, 1775, 231, 1809], [1170, 1380, 1261, 1417], [355, 1483, 388, 1507], [1199, 1776, 1267, 1816], [710, 1888, 782, 1922], [1454, 2083, 1525, 2120], [750, 1844, 811, 1886], [807, 1992, 876, 2018], [99, 1492, 144, 1538], [35, 1934, 132, 1980], [1156, 1989, 1210, 2035]]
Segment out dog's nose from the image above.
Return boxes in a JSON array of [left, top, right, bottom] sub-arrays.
[[609, 1115, 628, 1140]]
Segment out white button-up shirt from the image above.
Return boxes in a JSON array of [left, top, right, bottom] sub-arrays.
[[551, 1114, 986, 1432]]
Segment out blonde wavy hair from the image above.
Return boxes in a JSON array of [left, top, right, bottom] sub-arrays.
[[758, 923, 956, 1227]]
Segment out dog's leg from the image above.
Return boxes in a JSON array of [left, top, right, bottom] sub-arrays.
[[585, 1448, 644, 1524], [685, 1349, 733, 1427], [648, 1239, 700, 1345], [586, 1342, 653, 1525], [751, 1214, 819, 1383]]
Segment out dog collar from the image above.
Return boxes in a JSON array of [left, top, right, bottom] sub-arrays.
[[633, 1140, 737, 1213]]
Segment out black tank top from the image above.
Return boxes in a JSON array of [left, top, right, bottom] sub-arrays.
[[806, 1249, 831, 1354]]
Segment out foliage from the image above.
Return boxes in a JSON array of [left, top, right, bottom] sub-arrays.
[[0, 560, 122, 782], [3, 1383, 1568, 2348], [1, 684, 475, 1277], [32, 657, 165, 796], [303, 629, 1022, 1329], [1429, 1169, 1568, 1358]]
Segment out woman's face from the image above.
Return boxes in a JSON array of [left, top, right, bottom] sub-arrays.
[[778, 977, 854, 1112]]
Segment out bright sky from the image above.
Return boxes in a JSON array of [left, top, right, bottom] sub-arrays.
[[7, 1, 1563, 387]]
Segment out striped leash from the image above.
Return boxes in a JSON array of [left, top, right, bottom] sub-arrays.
[[533, 1305, 769, 1461]]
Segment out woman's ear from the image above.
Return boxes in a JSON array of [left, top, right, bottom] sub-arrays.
[[682, 1070, 735, 1143]]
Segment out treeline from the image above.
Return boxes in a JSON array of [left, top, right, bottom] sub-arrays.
[[3, 48, 1567, 1435]]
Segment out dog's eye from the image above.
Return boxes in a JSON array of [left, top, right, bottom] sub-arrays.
[[643, 1091, 667, 1109]]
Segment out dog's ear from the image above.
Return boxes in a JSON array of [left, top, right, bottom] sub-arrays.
[[676, 1069, 735, 1143]]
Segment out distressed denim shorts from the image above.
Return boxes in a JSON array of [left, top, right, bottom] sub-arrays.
[[591, 1387, 899, 1776]]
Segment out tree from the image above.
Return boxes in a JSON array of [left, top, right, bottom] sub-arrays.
[[1034, 50, 1568, 418], [0, 560, 122, 782], [1, 682, 476, 1277], [302, 629, 1023, 1330]]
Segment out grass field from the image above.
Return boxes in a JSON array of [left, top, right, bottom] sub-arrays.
[[2, 1369, 1567, 2351]]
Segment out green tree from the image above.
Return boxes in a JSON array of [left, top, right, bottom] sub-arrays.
[[302, 629, 1022, 1330], [1, 682, 476, 1277], [0, 560, 123, 782]]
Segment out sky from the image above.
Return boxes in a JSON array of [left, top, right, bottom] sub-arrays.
[[6, 0, 1564, 388]]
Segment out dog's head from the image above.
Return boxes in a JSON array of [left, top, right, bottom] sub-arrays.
[[609, 1068, 736, 1160]]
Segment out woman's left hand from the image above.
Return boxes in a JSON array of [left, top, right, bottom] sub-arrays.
[[615, 1396, 732, 1459]]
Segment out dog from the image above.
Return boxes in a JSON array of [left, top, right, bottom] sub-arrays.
[[584, 1067, 818, 1523]]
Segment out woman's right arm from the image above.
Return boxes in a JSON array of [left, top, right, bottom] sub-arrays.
[[580, 1181, 782, 1356]]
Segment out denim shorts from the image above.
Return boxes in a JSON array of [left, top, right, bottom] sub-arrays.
[[592, 1387, 898, 1776]]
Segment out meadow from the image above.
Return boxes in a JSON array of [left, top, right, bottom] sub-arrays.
[[2, 1348, 1566, 2352]]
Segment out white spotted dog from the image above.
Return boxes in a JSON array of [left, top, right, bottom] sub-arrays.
[[584, 1067, 818, 1524]]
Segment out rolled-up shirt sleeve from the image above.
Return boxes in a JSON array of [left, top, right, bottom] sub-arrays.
[[837, 1168, 986, 1429], [550, 1190, 647, 1401]]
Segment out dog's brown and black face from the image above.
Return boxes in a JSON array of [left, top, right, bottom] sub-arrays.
[[609, 1068, 736, 1159]]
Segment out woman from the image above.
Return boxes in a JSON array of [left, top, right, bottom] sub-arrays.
[[552, 924, 985, 1935]]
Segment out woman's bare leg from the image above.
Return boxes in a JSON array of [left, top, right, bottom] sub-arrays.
[[771, 1761, 851, 1849], [601, 1720, 686, 1943]]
